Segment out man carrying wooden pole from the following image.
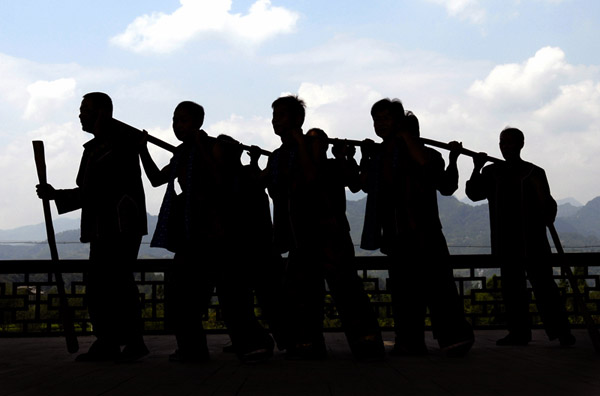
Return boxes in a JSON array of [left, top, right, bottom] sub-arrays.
[[466, 127, 576, 347], [36, 92, 149, 362]]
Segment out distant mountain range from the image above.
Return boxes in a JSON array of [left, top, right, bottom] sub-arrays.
[[347, 195, 600, 255], [1, 195, 599, 259]]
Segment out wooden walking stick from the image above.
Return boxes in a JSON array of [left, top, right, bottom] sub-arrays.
[[32, 141, 79, 354], [548, 223, 600, 354]]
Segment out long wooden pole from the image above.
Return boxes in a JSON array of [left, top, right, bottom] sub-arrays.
[[325, 136, 503, 163], [112, 118, 272, 157], [32, 141, 79, 354]]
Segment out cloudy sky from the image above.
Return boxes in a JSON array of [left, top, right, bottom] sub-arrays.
[[1, 0, 600, 230]]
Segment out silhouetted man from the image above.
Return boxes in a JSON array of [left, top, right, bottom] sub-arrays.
[[210, 134, 275, 362], [266, 95, 325, 358], [466, 127, 574, 346], [266, 96, 384, 359], [141, 103, 274, 363], [360, 99, 473, 356], [36, 92, 148, 362], [302, 127, 385, 360], [141, 101, 214, 362]]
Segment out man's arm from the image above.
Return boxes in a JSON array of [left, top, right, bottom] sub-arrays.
[[291, 128, 318, 185], [438, 141, 461, 196], [36, 183, 83, 214], [358, 139, 376, 193], [532, 167, 557, 224], [139, 132, 171, 187], [398, 130, 431, 167], [465, 152, 490, 202], [332, 142, 361, 193]]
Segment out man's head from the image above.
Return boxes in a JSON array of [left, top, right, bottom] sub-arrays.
[[213, 134, 242, 168], [404, 111, 420, 138], [370, 98, 404, 140], [499, 127, 524, 162], [271, 95, 305, 139], [173, 101, 205, 142], [79, 92, 113, 134], [306, 128, 328, 160]]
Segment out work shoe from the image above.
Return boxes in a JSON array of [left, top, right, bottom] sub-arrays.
[[558, 333, 576, 347], [351, 335, 386, 361], [222, 341, 236, 353], [117, 342, 150, 363], [75, 340, 120, 362], [285, 342, 327, 360], [496, 333, 531, 346], [390, 342, 428, 356], [169, 348, 209, 363], [241, 347, 273, 364], [441, 337, 474, 357]]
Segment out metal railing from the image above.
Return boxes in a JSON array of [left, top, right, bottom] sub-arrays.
[[1, 254, 599, 336]]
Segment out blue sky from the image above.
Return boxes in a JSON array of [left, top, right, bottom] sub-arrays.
[[1, 0, 600, 229]]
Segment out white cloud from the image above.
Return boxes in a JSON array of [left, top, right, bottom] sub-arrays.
[[208, 114, 275, 152], [426, 0, 486, 24], [269, 36, 400, 69], [0, 54, 35, 107], [268, 37, 489, 102], [110, 0, 299, 54], [296, 83, 382, 141], [468, 47, 573, 110], [533, 80, 600, 132], [23, 78, 77, 121], [297, 83, 349, 108]]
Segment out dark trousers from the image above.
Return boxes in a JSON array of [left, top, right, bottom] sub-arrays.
[[284, 232, 382, 353], [167, 245, 272, 356], [87, 235, 144, 346], [387, 232, 473, 348], [241, 248, 287, 350], [500, 256, 570, 339]]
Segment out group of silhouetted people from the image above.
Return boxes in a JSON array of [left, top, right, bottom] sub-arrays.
[[36, 92, 574, 363]]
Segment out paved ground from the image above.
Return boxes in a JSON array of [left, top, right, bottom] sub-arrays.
[[1, 330, 599, 396]]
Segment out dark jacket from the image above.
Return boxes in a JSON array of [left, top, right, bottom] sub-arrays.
[[466, 160, 556, 257], [360, 141, 451, 255], [55, 129, 147, 243]]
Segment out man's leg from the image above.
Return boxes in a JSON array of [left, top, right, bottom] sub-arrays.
[[323, 234, 384, 359], [526, 258, 573, 344], [388, 258, 428, 355], [498, 258, 532, 344], [82, 236, 145, 361], [167, 247, 213, 361], [282, 248, 327, 358]]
